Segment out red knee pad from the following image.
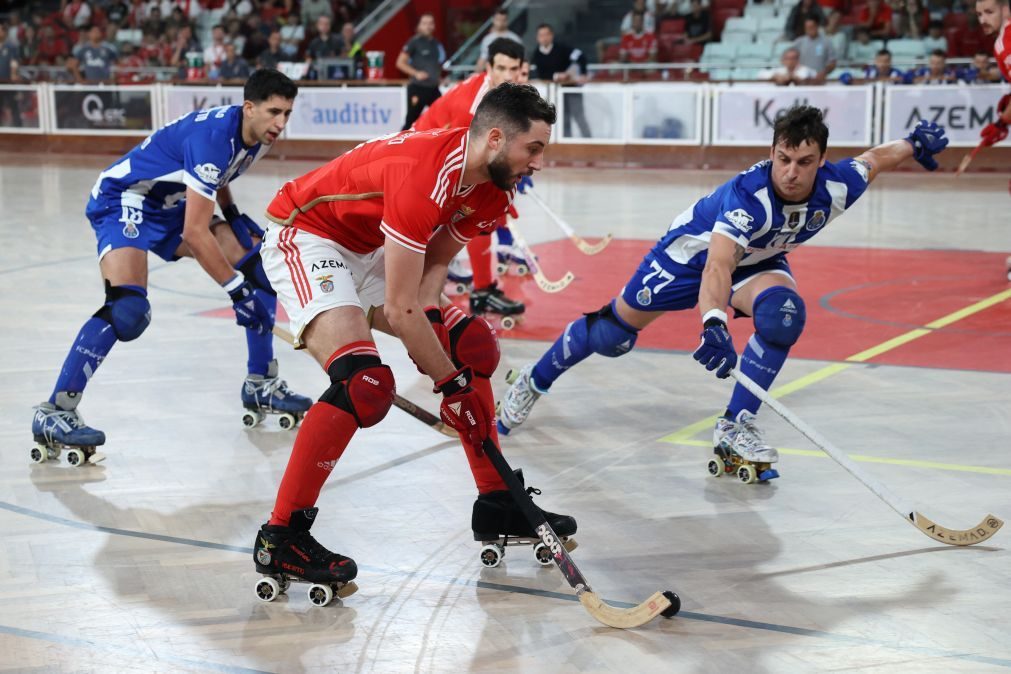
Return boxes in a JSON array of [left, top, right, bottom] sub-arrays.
[[448, 315, 500, 379], [344, 363, 396, 427]]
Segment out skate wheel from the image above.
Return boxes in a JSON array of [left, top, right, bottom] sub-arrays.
[[480, 543, 503, 568], [500, 316, 516, 330], [66, 448, 86, 467], [504, 368, 519, 385], [277, 576, 290, 594], [255, 576, 280, 602], [707, 458, 722, 477], [30, 444, 47, 464], [242, 411, 262, 428], [278, 413, 296, 430], [308, 583, 334, 607], [495, 262, 509, 275], [495, 401, 501, 415], [660, 590, 681, 618], [533, 542, 554, 566], [454, 282, 468, 295], [737, 464, 757, 484], [335, 581, 358, 599], [514, 264, 529, 276]]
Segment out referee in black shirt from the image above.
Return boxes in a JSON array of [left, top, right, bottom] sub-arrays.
[[530, 23, 591, 138]]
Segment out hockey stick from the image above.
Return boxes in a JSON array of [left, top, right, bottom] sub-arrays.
[[506, 222, 574, 293], [955, 140, 985, 177], [480, 438, 680, 628], [271, 325, 457, 438], [730, 370, 1003, 546], [525, 190, 613, 256]]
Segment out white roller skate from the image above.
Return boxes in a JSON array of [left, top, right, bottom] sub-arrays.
[[447, 254, 473, 295], [495, 244, 534, 276], [707, 411, 779, 484], [30, 393, 106, 466], [496, 364, 542, 435], [241, 359, 312, 430]]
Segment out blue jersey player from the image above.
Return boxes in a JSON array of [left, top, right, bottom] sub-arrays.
[[31, 69, 312, 464], [499, 106, 948, 476]]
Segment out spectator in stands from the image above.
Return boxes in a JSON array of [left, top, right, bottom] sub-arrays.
[[142, 6, 164, 36], [138, 31, 163, 65], [476, 8, 522, 72], [620, 11, 658, 64], [241, 14, 270, 63], [218, 42, 251, 79], [204, 24, 227, 76], [301, 0, 333, 27], [895, 0, 929, 38], [912, 48, 956, 83], [63, 0, 93, 30], [340, 21, 364, 77], [115, 42, 149, 84], [279, 14, 304, 58], [859, 48, 904, 82], [960, 50, 1001, 83], [166, 6, 189, 32], [921, 20, 947, 52], [168, 23, 199, 71], [622, 0, 657, 34], [18, 25, 37, 66], [530, 22, 592, 137], [858, 0, 893, 40], [849, 26, 879, 64], [397, 12, 445, 130], [680, 0, 712, 45], [258, 29, 284, 70], [106, 1, 130, 27], [824, 10, 848, 61], [759, 46, 817, 85], [0, 26, 20, 81], [793, 17, 836, 82], [73, 24, 117, 82], [306, 14, 343, 78], [226, 17, 245, 54], [784, 0, 826, 41]]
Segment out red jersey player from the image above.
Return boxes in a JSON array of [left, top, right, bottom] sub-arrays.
[[414, 37, 528, 321], [975, 0, 1011, 280], [251, 83, 577, 603]]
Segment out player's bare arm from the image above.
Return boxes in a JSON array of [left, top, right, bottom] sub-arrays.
[[421, 225, 466, 306], [853, 141, 914, 183], [698, 232, 741, 321], [181, 186, 236, 285]]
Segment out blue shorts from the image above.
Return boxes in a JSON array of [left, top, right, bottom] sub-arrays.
[[87, 196, 184, 262], [620, 251, 794, 313]]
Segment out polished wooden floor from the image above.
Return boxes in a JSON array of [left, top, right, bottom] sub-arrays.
[[1, 156, 1010, 673]]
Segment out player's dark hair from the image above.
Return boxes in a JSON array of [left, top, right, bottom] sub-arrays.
[[537, 23, 553, 32], [244, 68, 298, 102], [488, 37, 525, 65], [931, 48, 946, 58], [877, 48, 891, 57], [772, 105, 829, 155], [494, 7, 508, 16], [471, 82, 556, 136]]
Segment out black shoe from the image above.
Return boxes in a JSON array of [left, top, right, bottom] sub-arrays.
[[470, 282, 525, 316], [253, 507, 357, 583], [472, 469, 577, 540]]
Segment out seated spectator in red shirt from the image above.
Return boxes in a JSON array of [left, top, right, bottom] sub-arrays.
[[116, 42, 153, 83], [36, 25, 70, 64], [858, 0, 893, 40], [620, 11, 658, 63]]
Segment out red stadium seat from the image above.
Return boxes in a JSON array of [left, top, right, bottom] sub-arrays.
[[711, 0, 746, 12], [945, 27, 964, 57], [658, 17, 686, 36], [603, 44, 622, 63], [943, 12, 969, 31]]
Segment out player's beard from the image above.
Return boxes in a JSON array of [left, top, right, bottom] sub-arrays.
[[487, 150, 517, 191]]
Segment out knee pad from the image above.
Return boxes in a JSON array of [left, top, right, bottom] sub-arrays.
[[585, 302, 638, 358], [448, 315, 500, 378], [752, 287, 806, 347], [320, 352, 395, 428], [93, 281, 151, 342], [236, 244, 276, 296]]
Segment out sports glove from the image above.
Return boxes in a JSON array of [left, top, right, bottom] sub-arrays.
[[692, 316, 737, 379], [904, 120, 948, 171], [980, 121, 1008, 148], [997, 93, 1011, 115], [516, 175, 534, 194], [223, 203, 266, 250], [437, 366, 493, 447], [224, 274, 273, 335]]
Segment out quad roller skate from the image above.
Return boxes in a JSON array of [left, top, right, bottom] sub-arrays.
[[495, 364, 541, 436], [446, 254, 473, 295], [253, 507, 358, 607], [470, 282, 525, 331], [30, 394, 106, 466], [707, 412, 780, 484], [473, 469, 577, 568], [495, 244, 534, 277], [241, 359, 312, 430]]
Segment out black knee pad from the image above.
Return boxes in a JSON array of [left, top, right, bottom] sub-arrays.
[[93, 281, 151, 342], [319, 352, 396, 428], [236, 244, 276, 296]]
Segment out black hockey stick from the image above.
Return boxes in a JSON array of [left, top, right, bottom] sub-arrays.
[[480, 438, 679, 628]]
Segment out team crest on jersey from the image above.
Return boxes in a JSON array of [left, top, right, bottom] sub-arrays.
[[724, 209, 754, 232], [636, 286, 652, 306], [316, 275, 335, 293], [451, 205, 475, 224], [194, 162, 221, 184], [805, 210, 827, 232]]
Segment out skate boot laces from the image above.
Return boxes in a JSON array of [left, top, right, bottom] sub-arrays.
[[34, 404, 87, 443], [247, 376, 291, 410], [502, 367, 540, 426], [734, 413, 777, 461]]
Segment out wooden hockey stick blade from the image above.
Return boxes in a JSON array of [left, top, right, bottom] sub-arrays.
[[532, 268, 575, 293], [571, 233, 613, 256], [271, 325, 456, 437], [955, 142, 983, 177], [578, 590, 676, 629], [912, 512, 1003, 546]]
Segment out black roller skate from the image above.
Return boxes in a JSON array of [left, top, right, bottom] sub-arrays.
[[469, 282, 525, 331], [473, 469, 577, 568], [253, 507, 358, 606]]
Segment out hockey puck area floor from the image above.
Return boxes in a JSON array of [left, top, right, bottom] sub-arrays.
[[1, 161, 1009, 672]]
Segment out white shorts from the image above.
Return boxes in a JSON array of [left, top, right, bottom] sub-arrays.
[[262, 225, 386, 346]]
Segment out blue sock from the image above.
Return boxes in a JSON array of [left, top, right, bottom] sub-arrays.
[[246, 291, 276, 375], [496, 225, 514, 247], [727, 333, 789, 418], [49, 316, 118, 405], [531, 314, 593, 392]]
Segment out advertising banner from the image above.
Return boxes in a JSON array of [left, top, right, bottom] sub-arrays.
[[630, 83, 702, 144], [0, 85, 43, 132], [52, 86, 155, 134], [163, 85, 244, 123], [286, 87, 405, 140], [713, 84, 873, 146], [884, 84, 1007, 147]]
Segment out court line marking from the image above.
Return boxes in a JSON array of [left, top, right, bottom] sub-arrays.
[[2, 500, 1009, 668], [660, 287, 1011, 444], [669, 438, 1011, 476]]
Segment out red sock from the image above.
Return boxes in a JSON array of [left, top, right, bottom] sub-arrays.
[[468, 234, 494, 289], [458, 375, 508, 493], [269, 401, 358, 526]]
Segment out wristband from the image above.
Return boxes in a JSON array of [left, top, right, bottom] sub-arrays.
[[222, 273, 244, 294], [702, 308, 728, 326]]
